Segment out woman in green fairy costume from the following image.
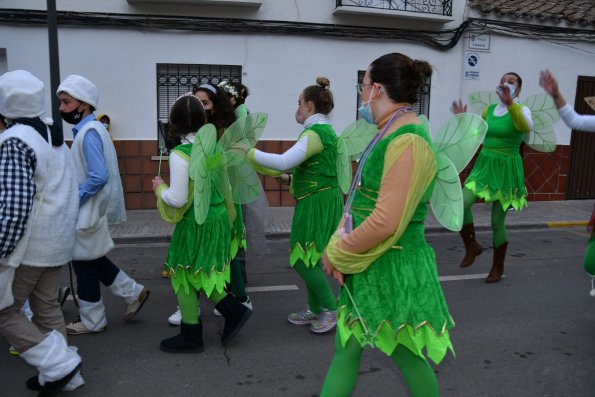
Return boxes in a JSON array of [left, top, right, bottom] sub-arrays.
[[152, 94, 251, 353], [320, 53, 454, 396], [452, 72, 533, 283], [248, 77, 341, 334]]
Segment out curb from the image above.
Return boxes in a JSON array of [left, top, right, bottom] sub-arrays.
[[545, 220, 588, 229], [113, 235, 171, 245], [113, 220, 588, 244]]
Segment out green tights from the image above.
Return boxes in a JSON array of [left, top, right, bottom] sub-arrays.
[[584, 233, 595, 276], [176, 287, 226, 325], [320, 334, 439, 397], [293, 259, 337, 314], [462, 188, 509, 247]]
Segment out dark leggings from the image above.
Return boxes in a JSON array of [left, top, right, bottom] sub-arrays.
[[71, 256, 120, 302]]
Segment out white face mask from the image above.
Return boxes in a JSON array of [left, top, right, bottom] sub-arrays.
[[102, 123, 109, 130]]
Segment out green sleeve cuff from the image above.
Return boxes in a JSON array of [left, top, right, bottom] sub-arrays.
[[507, 103, 531, 133], [247, 148, 284, 176]]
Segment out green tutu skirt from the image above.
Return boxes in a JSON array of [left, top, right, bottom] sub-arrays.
[[165, 204, 231, 298], [465, 147, 527, 211], [289, 186, 343, 268], [337, 223, 454, 364]]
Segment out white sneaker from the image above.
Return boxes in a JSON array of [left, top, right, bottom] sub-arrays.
[[168, 307, 182, 326], [168, 306, 201, 325], [213, 296, 252, 317]]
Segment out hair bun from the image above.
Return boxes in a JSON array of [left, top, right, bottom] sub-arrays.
[[412, 60, 433, 78], [316, 77, 331, 90]]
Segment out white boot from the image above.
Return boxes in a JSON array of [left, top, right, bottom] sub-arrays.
[[107, 270, 144, 305], [20, 330, 84, 390], [66, 298, 107, 334]]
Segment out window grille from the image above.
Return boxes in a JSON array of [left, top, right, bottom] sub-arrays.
[[156, 63, 242, 153]]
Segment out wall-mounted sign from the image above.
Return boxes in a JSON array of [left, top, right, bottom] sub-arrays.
[[468, 33, 491, 51], [464, 51, 480, 80]]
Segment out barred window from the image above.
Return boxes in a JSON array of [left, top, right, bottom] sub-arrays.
[[156, 63, 242, 154], [356, 70, 430, 120]]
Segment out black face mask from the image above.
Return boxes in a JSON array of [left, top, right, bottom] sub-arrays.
[[60, 107, 84, 125]]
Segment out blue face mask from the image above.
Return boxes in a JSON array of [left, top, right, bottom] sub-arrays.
[[358, 87, 376, 124]]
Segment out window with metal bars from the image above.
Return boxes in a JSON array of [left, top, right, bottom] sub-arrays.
[[156, 63, 242, 154], [356, 70, 430, 120]]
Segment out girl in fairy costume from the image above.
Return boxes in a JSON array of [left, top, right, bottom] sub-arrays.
[[320, 53, 454, 396], [248, 77, 341, 334], [452, 72, 533, 283], [166, 84, 253, 325], [152, 94, 251, 352]]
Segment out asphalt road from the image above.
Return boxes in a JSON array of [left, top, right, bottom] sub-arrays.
[[1, 227, 594, 397]]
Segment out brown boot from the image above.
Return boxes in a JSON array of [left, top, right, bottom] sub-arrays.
[[459, 223, 483, 268], [485, 242, 508, 283]]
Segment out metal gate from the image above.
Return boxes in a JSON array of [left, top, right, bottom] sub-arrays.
[[567, 75, 595, 199]]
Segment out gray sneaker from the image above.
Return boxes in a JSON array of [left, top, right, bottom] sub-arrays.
[[310, 309, 337, 334], [288, 309, 318, 325]]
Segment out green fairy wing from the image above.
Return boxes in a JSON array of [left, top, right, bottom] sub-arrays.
[[430, 154, 464, 232], [426, 113, 488, 231], [468, 90, 499, 114], [217, 112, 268, 204], [430, 113, 488, 173], [189, 123, 218, 224], [522, 94, 559, 152], [336, 119, 377, 194], [340, 119, 377, 160]]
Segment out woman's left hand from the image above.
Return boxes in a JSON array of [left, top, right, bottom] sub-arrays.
[[152, 176, 165, 192], [322, 251, 344, 286]]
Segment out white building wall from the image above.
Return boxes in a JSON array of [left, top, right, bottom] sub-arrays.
[[1, 0, 466, 29], [0, 24, 463, 141], [0, 2, 593, 145]]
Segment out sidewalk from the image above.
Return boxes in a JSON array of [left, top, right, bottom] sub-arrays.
[[109, 200, 594, 244]]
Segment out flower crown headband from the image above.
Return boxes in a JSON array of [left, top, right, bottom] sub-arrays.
[[218, 81, 242, 100]]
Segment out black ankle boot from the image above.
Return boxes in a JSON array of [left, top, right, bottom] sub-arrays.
[[215, 294, 252, 346], [160, 322, 204, 353]]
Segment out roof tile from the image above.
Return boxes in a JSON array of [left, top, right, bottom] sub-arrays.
[[468, 0, 595, 26]]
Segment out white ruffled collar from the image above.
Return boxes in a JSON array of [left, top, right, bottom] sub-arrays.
[[303, 113, 331, 128]]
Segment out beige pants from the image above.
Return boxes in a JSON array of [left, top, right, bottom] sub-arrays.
[[0, 265, 66, 353]]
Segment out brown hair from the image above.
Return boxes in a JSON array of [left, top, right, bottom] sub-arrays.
[[166, 95, 206, 149], [302, 77, 334, 115], [369, 53, 432, 104], [192, 84, 237, 135]]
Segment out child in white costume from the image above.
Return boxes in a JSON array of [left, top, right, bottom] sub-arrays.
[[56, 74, 150, 335], [0, 70, 84, 395]]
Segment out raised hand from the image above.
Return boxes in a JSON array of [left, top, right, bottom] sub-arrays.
[[451, 99, 467, 114], [539, 70, 560, 98]]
